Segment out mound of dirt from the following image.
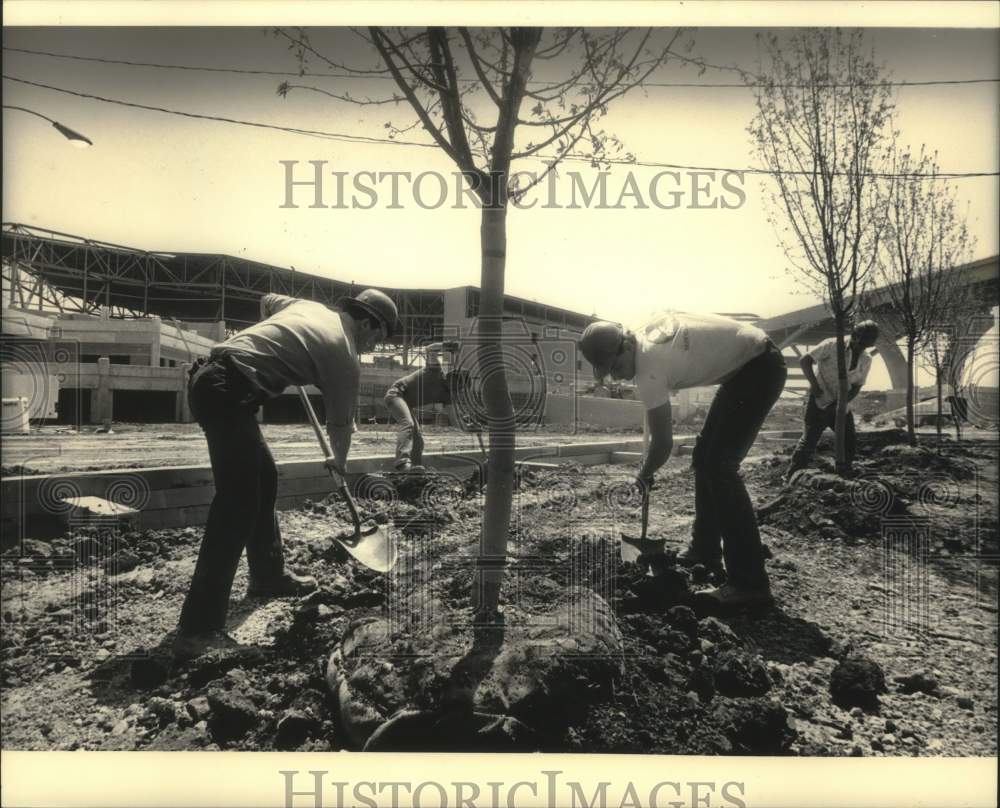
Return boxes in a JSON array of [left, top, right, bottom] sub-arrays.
[[1, 437, 995, 757]]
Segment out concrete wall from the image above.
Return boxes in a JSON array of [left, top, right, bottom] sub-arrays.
[[544, 394, 645, 429], [442, 287, 594, 395], [0, 307, 57, 339], [0, 437, 647, 541], [178, 320, 227, 342], [1, 374, 59, 419], [3, 310, 218, 368]]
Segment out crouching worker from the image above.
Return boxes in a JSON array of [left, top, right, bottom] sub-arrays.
[[785, 320, 879, 481], [579, 311, 787, 610], [384, 341, 471, 471], [174, 288, 398, 658]]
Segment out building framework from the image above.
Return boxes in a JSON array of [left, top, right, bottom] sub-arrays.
[[2, 223, 595, 363], [1, 223, 614, 426]]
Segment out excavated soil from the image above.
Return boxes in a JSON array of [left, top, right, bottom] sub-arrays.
[[2, 430, 996, 755]]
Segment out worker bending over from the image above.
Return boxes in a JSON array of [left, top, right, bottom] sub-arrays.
[[175, 289, 398, 658], [384, 340, 472, 471], [580, 311, 787, 610], [785, 321, 879, 481]]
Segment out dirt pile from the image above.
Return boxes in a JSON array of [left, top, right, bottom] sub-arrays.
[[1, 435, 996, 755], [754, 432, 995, 558]]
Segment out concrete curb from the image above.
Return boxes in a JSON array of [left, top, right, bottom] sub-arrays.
[[1, 431, 801, 542]]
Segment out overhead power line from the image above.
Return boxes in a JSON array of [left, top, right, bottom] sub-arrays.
[[2, 74, 436, 148], [6, 45, 1000, 90], [4, 74, 998, 180]]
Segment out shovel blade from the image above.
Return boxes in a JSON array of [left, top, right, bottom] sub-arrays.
[[336, 523, 398, 573], [620, 534, 666, 563]]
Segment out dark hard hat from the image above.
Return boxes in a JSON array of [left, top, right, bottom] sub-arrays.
[[579, 321, 623, 380], [853, 319, 880, 341], [338, 288, 399, 337]]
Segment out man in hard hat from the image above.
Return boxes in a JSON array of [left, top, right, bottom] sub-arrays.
[[174, 288, 398, 658], [785, 321, 879, 480], [384, 340, 473, 471], [579, 312, 787, 609]]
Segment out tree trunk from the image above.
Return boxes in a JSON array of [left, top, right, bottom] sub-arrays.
[[833, 317, 852, 477], [472, 202, 516, 620], [905, 338, 916, 446], [935, 373, 944, 441]]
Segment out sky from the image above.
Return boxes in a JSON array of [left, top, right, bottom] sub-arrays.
[[2, 25, 998, 388]]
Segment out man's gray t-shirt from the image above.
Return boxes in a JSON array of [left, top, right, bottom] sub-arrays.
[[634, 311, 769, 409], [212, 293, 359, 433]]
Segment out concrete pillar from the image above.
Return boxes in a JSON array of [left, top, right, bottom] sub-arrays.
[[949, 307, 998, 389], [150, 328, 161, 368], [177, 363, 193, 423], [94, 357, 113, 424], [875, 334, 909, 391]]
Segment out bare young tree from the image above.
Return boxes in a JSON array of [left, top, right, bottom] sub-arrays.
[[274, 26, 689, 620], [919, 274, 979, 441], [749, 29, 893, 475], [873, 144, 976, 444]]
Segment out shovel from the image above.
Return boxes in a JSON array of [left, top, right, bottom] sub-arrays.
[[298, 387, 397, 573], [620, 481, 666, 563]]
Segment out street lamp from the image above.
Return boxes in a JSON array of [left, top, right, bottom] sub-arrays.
[[2, 105, 93, 147]]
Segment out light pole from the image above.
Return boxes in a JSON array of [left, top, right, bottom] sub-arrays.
[[2, 105, 93, 147]]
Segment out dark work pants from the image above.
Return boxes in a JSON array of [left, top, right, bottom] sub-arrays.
[[786, 395, 856, 477], [178, 358, 284, 634], [690, 343, 787, 588], [385, 394, 425, 467]]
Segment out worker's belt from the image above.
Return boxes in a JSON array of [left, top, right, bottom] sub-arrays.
[[187, 353, 267, 409], [187, 356, 209, 382]]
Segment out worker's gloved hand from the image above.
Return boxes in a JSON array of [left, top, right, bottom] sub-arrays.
[[443, 340, 460, 352]]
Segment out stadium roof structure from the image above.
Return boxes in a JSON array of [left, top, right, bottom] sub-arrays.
[[1, 222, 597, 347]]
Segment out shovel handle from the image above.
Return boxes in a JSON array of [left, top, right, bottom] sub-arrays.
[[298, 387, 362, 534], [298, 387, 334, 459], [640, 481, 650, 541]]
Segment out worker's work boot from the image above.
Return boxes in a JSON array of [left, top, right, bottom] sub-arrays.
[[694, 582, 774, 611], [247, 570, 318, 599], [172, 630, 244, 661]]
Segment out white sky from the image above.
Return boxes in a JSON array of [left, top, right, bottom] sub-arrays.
[[2, 25, 998, 389]]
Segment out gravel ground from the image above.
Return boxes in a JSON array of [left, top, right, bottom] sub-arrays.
[[1, 403, 813, 475], [1, 431, 996, 754], [1, 422, 632, 475]]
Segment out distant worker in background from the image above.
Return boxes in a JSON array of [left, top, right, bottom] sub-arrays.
[[785, 320, 880, 481], [174, 288, 398, 658], [579, 311, 787, 610], [384, 340, 473, 472]]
